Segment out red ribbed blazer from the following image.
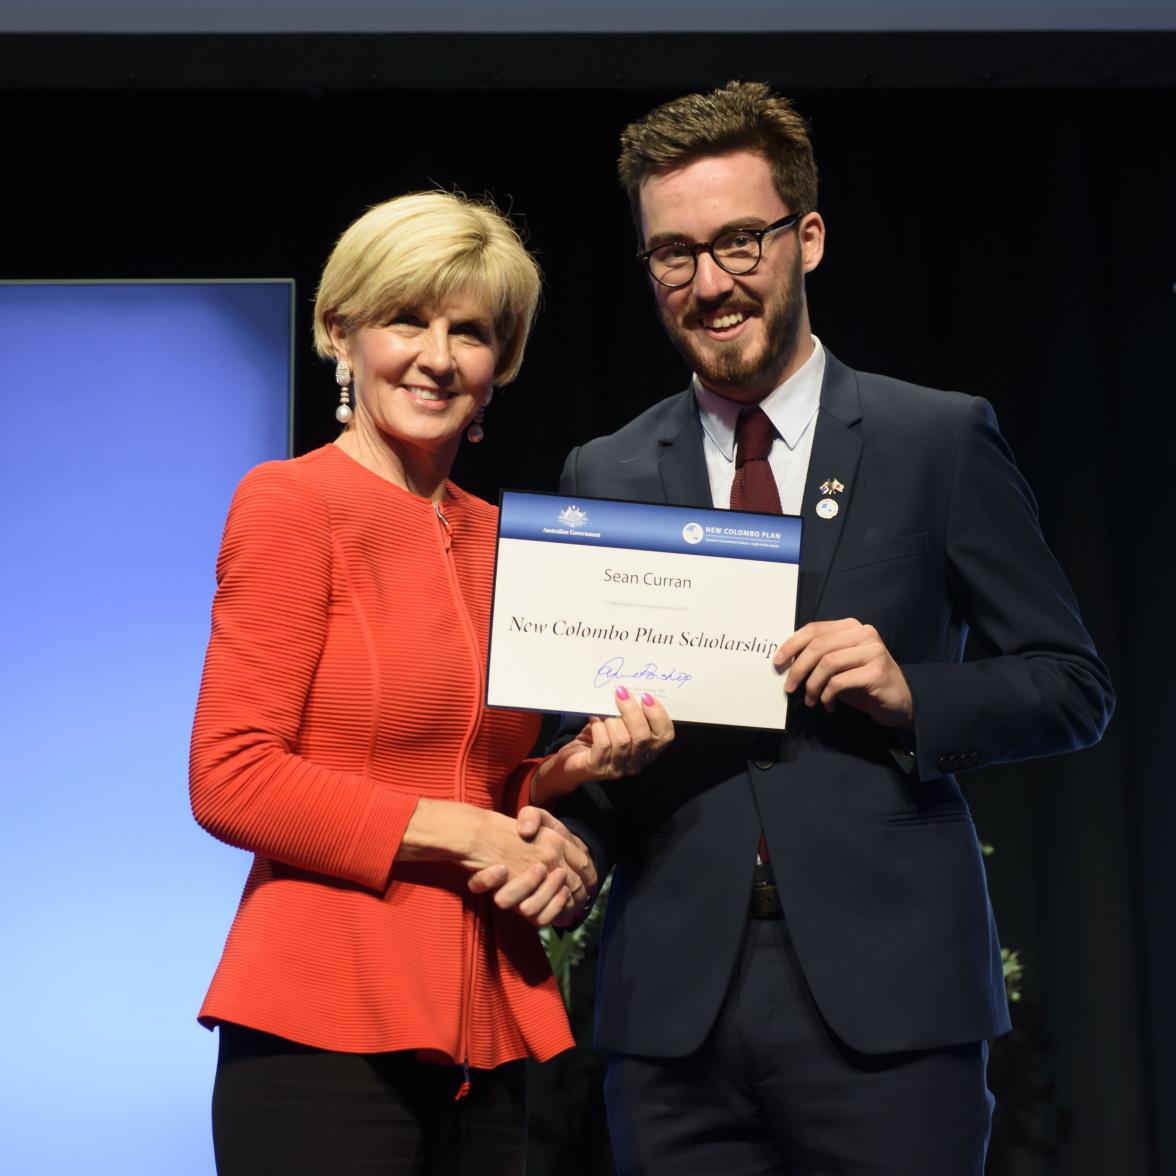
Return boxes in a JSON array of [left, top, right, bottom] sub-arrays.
[[190, 444, 573, 1066]]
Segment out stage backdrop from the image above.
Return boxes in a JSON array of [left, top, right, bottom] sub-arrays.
[[0, 281, 292, 1176]]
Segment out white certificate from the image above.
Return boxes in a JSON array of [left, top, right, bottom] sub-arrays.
[[486, 491, 802, 730]]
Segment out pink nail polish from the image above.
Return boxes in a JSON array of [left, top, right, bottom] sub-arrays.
[[615, 686, 630, 701], [641, 692, 655, 706]]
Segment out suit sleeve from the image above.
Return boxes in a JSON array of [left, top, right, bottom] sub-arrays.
[[901, 396, 1114, 780], [188, 463, 416, 890]]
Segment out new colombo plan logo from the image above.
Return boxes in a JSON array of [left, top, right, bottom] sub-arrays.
[[558, 504, 589, 529], [682, 522, 704, 545]]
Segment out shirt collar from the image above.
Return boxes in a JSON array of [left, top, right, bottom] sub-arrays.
[[693, 335, 826, 461]]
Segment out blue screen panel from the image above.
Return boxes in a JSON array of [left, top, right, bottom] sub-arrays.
[[0, 281, 291, 1176]]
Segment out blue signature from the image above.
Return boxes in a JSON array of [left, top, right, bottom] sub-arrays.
[[593, 656, 693, 690]]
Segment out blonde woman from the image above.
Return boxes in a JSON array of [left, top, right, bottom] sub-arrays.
[[190, 191, 672, 1175]]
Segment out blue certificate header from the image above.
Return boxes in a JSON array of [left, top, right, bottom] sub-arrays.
[[499, 491, 801, 564]]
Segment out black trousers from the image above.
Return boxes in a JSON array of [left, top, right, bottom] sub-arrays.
[[212, 1024, 526, 1176], [605, 918, 993, 1176]]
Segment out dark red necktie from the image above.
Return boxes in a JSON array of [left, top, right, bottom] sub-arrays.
[[730, 406, 782, 515], [729, 406, 780, 865]]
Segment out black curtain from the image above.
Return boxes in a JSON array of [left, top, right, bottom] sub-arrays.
[[4, 53, 1171, 1175]]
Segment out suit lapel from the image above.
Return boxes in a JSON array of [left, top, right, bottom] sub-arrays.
[[796, 354, 863, 624], [656, 392, 714, 508], [647, 367, 863, 622]]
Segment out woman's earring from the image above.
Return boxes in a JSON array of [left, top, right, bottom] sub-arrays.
[[467, 389, 492, 444], [335, 360, 354, 424], [466, 407, 485, 444]]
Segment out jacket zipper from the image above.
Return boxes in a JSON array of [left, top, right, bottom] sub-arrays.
[[434, 500, 484, 1098]]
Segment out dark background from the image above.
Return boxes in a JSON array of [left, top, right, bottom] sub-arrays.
[[3, 31, 1172, 1176]]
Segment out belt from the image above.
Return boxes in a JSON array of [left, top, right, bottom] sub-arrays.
[[749, 879, 784, 919]]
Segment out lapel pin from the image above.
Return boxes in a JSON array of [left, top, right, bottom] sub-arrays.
[[818, 477, 846, 496], [816, 498, 839, 520]]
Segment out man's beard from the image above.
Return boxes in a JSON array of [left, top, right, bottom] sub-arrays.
[[659, 252, 805, 396]]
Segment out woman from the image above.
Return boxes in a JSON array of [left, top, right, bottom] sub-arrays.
[[190, 191, 672, 1175]]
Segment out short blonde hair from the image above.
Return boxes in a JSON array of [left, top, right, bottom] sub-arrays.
[[313, 191, 542, 385]]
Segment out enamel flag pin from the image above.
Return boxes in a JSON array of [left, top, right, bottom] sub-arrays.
[[816, 477, 845, 519]]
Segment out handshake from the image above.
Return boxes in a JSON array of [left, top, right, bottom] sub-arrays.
[[466, 805, 598, 929], [467, 686, 676, 926]]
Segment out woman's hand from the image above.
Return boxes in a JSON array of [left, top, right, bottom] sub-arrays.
[[529, 686, 675, 806], [463, 807, 596, 928]]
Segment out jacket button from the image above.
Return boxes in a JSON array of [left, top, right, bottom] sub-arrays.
[[752, 759, 775, 770]]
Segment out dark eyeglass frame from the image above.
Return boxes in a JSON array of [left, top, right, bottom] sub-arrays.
[[637, 212, 803, 288]]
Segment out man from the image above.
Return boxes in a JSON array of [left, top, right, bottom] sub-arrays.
[[554, 81, 1113, 1175]]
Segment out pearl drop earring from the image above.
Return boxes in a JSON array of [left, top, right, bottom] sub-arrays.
[[335, 360, 353, 424], [467, 388, 492, 444], [466, 410, 485, 444]]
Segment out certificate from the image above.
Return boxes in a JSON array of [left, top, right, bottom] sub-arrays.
[[486, 491, 802, 730]]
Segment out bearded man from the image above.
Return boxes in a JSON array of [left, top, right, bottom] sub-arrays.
[[552, 81, 1113, 1176]]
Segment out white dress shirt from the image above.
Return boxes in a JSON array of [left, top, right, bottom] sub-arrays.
[[693, 335, 825, 515]]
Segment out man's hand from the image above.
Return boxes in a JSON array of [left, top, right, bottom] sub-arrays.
[[465, 807, 597, 928], [772, 618, 914, 729]]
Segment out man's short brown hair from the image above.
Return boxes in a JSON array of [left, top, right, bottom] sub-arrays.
[[618, 80, 818, 236]]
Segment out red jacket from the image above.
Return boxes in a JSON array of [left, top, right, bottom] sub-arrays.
[[191, 444, 572, 1066]]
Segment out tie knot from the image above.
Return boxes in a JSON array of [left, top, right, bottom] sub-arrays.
[[735, 406, 776, 467]]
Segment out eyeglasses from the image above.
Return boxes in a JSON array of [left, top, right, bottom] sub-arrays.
[[638, 212, 803, 288]]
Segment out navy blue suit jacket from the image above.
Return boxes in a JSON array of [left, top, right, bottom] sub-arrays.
[[555, 351, 1112, 1058]]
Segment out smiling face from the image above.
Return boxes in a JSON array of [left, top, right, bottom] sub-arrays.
[[329, 289, 500, 468], [638, 150, 824, 404]]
